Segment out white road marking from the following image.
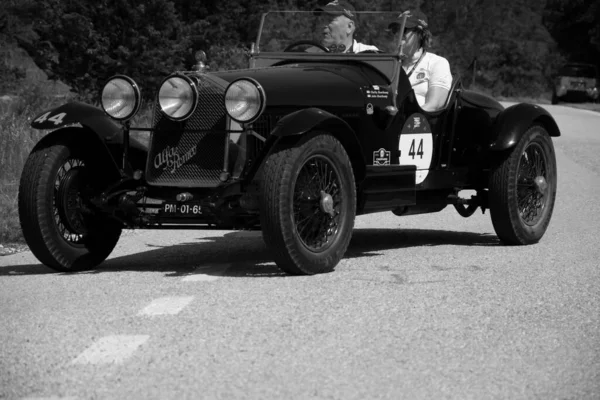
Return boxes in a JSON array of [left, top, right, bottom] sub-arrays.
[[71, 335, 149, 365], [137, 296, 194, 316], [181, 264, 231, 282]]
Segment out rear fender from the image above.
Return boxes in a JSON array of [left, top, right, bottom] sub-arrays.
[[489, 103, 561, 151], [270, 107, 366, 181]]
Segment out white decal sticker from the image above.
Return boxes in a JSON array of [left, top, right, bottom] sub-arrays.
[[399, 133, 433, 184], [154, 145, 197, 174], [373, 148, 390, 166], [366, 103, 374, 115], [33, 112, 51, 124], [413, 116, 421, 128], [33, 111, 67, 125], [366, 87, 389, 99], [48, 112, 67, 125]]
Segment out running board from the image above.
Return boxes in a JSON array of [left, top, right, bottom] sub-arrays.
[[360, 165, 416, 213]]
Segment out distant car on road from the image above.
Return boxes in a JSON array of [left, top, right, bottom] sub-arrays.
[[552, 63, 599, 104]]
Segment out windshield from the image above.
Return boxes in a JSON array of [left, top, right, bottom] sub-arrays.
[[257, 11, 404, 54]]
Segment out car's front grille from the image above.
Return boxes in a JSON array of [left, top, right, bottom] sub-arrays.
[[146, 85, 227, 187], [249, 114, 282, 159]]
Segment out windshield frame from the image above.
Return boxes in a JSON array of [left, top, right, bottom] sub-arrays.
[[248, 11, 410, 109], [254, 10, 409, 57]]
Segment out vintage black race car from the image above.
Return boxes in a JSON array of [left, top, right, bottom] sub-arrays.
[[19, 11, 559, 275]]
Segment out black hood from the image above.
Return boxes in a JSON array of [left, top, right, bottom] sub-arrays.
[[212, 63, 384, 108]]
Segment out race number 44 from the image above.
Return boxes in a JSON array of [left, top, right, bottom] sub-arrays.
[[399, 133, 433, 184], [408, 138, 424, 159], [33, 112, 67, 125]]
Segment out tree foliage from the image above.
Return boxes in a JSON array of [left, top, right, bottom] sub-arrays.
[[0, 0, 598, 99]]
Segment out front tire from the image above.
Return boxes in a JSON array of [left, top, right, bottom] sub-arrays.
[[18, 136, 122, 271], [488, 125, 557, 245], [259, 133, 356, 275]]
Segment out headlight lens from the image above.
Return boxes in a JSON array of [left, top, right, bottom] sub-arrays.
[[101, 75, 141, 121], [159, 75, 198, 120], [224, 78, 266, 123]]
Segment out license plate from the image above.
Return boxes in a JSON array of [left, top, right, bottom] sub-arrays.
[[162, 202, 202, 215]]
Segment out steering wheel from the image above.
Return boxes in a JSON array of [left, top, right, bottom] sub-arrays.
[[283, 40, 329, 52]]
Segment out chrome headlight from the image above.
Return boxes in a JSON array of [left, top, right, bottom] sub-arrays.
[[158, 75, 198, 120], [101, 75, 141, 121], [224, 78, 266, 123]]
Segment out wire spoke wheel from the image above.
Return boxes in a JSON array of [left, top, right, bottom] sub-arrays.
[[260, 133, 356, 275], [54, 158, 88, 244], [18, 133, 122, 271], [516, 143, 548, 226], [293, 155, 342, 252], [489, 125, 557, 245]]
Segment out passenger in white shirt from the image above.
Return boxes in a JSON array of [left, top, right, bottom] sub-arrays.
[[312, 1, 379, 53], [386, 10, 453, 112]]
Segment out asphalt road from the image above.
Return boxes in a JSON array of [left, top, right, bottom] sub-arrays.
[[1, 103, 599, 400]]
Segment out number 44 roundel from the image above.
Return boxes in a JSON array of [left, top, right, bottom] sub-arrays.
[[399, 113, 433, 184]]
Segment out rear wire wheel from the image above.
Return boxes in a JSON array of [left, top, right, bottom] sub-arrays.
[[489, 125, 557, 244], [18, 136, 122, 271], [259, 133, 356, 275]]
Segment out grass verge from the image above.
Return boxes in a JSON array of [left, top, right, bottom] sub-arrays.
[[1, 103, 48, 245]]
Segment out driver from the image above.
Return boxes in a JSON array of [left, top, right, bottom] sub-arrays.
[[386, 10, 452, 111], [312, 1, 379, 53]]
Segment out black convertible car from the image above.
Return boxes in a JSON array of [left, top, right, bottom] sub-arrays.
[[19, 11, 559, 275]]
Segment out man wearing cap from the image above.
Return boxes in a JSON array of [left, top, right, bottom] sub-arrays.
[[387, 10, 452, 112], [313, 1, 379, 53]]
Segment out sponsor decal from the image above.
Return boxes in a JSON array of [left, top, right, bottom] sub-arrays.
[[416, 72, 425, 80], [153, 144, 197, 174], [413, 116, 421, 128], [366, 103, 374, 115], [366, 86, 389, 99], [405, 113, 431, 133], [373, 148, 390, 166]]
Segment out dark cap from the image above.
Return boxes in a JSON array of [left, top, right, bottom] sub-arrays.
[[389, 10, 428, 30], [314, 0, 356, 21]]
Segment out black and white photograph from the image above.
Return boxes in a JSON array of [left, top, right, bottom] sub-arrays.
[[1, 0, 599, 398]]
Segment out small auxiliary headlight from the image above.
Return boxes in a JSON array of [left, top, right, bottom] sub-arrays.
[[224, 78, 266, 123], [101, 75, 141, 121], [158, 75, 198, 120]]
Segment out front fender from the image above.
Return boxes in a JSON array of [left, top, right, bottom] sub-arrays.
[[270, 107, 366, 182], [489, 103, 561, 151], [31, 101, 122, 141], [31, 102, 148, 172], [32, 127, 122, 181]]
